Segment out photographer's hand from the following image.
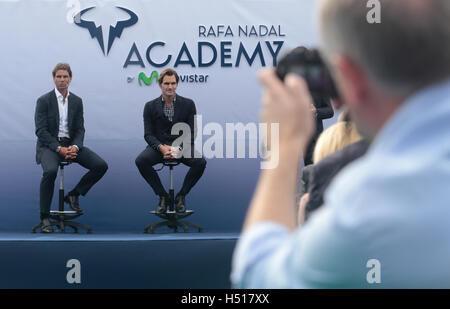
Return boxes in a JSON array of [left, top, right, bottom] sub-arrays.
[[260, 70, 315, 147], [243, 69, 315, 232]]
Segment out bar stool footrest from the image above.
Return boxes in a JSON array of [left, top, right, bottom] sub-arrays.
[[32, 216, 92, 234], [144, 210, 202, 233]]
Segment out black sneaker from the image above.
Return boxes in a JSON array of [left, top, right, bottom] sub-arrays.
[[175, 194, 186, 213], [157, 196, 168, 214], [64, 194, 83, 213]]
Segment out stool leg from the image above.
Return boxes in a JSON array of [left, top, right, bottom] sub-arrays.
[[59, 215, 65, 232], [145, 220, 171, 234], [59, 165, 65, 212], [169, 166, 175, 212]]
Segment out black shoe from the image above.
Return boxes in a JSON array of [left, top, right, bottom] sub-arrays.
[[175, 194, 186, 213], [157, 196, 168, 214], [41, 218, 54, 233], [64, 194, 83, 213]]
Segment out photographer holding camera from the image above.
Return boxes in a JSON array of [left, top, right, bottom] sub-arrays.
[[231, 0, 450, 288]]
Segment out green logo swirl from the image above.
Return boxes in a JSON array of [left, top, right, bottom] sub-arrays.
[[138, 71, 159, 86]]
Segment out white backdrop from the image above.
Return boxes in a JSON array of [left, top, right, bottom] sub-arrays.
[[0, 0, 321, 141]]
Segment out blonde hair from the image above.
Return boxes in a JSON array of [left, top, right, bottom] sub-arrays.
[[313, 121, 362, 163]]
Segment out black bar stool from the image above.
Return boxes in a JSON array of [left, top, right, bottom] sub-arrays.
[[32, 161, 92, 233], [144, 160, 203, 233]]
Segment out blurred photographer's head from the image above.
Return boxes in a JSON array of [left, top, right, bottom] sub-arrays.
[[318, 0, 450, 138]]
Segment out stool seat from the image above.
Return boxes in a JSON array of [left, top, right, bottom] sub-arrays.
[[163, 159, 180, 167], [60, 161, 71, 167]]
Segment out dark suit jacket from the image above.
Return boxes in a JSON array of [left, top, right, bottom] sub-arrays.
[[34, 90, 85, 164], [312, 95, 334, 137], [143, 94, 196, 151], [302, 139, 370, 220], [299, 164, 314, 197], [303, 96, 335, 165]]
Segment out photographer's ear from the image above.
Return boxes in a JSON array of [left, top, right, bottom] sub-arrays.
[[333, 55, 370, 109]]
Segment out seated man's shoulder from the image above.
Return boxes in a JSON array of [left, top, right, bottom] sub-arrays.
[[68, 92, 82, 102], [177, 95, 194, 104], [37, 90, 55, 102], [144, 97, 161, 107]]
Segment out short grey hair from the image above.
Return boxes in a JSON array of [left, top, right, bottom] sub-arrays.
[[319, 0, 450, 96]]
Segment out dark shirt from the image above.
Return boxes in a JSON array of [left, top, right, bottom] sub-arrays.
[[301, 139, 370, 220], [304, 95, 335, 165], [162, 96, 175, 122]]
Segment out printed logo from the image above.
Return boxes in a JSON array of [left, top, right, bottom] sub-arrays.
[[74, 6, 138, 55], [138, 71, 159, 86]]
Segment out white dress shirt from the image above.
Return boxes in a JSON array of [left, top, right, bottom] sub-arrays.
[[55, 88, 70, 138]]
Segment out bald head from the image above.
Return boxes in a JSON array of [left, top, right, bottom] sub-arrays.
[[319, 0, 450, 96]]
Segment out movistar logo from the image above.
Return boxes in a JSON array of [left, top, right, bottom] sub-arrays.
[[139, 71, 159, 86], [137, 71, 210, 86], [74, 6, 138, 55]]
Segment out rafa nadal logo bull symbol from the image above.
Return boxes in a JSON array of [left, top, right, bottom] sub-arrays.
[[74, 6, 138, 56]]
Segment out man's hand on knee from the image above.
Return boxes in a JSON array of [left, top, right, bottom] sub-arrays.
[[64, 145, 78, 160], [158, 144, 173, 159], [169, 146, 181, 159]]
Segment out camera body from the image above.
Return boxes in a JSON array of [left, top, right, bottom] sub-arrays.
[[276, 47, 339, 99]]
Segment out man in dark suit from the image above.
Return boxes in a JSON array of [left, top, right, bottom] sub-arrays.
[[135, 68, 206, 214], [303, 95, 334, 166], [35, 63, 108, 233]]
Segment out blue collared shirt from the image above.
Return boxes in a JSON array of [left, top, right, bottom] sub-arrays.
[[231, 79, 450, 288]]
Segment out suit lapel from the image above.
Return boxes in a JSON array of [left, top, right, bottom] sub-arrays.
[[156, 96, 165, 120], [173, 95, 181, 123], [50, 90, 60, 129], [67, 93, 75, 129]]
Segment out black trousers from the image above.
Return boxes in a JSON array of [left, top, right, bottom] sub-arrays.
[[135, 146, 206, 197], [39, 145, 108, 219]]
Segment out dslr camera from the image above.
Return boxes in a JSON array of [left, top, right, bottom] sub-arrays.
[[276, 46, 339, 100]]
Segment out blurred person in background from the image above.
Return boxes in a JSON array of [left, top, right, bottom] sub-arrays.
[[298, 109, 368, 223]]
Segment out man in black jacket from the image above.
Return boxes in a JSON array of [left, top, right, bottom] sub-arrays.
[[303, 96, 334, 165], [301, 139, 369, 221], [35, 63, 108, 233], [135, 68, 206, 213]]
